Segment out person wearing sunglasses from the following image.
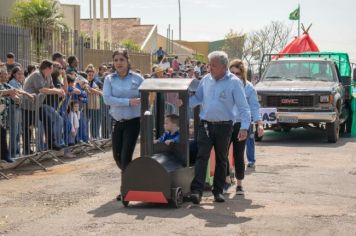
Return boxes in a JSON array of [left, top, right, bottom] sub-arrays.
[[226, 59, 264, 195], [103, 49, 144, 201]]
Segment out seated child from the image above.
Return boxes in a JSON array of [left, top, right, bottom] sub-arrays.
[[154, 114, 180, 145]]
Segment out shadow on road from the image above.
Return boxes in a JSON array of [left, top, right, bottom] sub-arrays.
[[88, 195, 264, 227], [257, 128, 356, 148]]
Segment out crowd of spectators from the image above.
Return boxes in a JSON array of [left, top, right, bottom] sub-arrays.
[[0, 52, 112, 162]]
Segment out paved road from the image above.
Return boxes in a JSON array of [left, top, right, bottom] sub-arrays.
[[1, 129, 356, 236]]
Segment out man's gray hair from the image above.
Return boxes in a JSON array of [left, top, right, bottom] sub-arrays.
[[208, 51, 229, 67]]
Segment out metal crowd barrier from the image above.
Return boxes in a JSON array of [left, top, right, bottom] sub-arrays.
[[0, 90, 112, 178]]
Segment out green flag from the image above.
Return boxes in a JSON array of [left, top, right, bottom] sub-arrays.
[[289, 7, 300, 20]]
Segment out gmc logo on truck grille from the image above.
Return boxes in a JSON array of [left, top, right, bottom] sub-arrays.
[[281, 98, 299, 104], [266, 96, 314, 107]]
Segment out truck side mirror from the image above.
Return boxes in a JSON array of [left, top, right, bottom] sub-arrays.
[[353, 68, 356, 81]]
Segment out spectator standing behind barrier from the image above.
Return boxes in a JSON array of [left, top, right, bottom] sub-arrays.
[[65, 76, 82, 147], [72, 75, 89, 143], [86, 66, 103, 140], [185, 51, 251, 204], [224, 59, 264, 195], [94, 64, 108, 90], [103, 49, 144, 201], [0, 67, 21, 163], [22, 60, 66, 154], [66, 56, 79, 78], [8, 67, 34, 158], [5, 53, 21, 73], [24, 65, 36, 77]]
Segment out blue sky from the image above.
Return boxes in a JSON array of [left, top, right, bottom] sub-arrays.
[[59, 0, 356, 61]]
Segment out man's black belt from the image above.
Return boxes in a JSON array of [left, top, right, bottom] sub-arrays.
[[201, 120, 232, 125]]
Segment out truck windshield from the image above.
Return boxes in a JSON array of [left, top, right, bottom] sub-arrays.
[[264, 61, 335, 82]]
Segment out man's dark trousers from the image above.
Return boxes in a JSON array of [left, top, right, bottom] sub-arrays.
[[191, 121, 233, 196]]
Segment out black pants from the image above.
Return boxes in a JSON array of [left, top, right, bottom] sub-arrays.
[[22, 106, 53, 154], [111, 118, 140, 171], [227, 122, 247, 181], [191, 121, 233, 195], [0, 127, 9, 160]]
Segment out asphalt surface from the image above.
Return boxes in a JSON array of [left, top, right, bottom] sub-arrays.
[[0, 128, 356, 236]]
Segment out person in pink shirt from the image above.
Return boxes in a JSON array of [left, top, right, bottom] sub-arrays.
[[172, 56, 179, 72]]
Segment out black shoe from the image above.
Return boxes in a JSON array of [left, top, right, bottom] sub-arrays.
[[190, 193, 201, 204], [3, 157, 14, 163], [213, 193, 225, 203], [236, 186, 245, 195], [116, 194, 122, 201], [51, 144, 63, 151]]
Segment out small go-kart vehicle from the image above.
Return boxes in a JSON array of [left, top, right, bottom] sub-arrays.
[[121, 78, 199, 208]]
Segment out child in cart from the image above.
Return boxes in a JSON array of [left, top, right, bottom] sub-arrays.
[[154, 114, 180, 145]]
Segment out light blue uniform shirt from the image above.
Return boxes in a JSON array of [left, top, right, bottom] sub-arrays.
[[233, 81, 261, 123], [8, 79, 22, 89], [189, 71, 251, 129], [103, 71, 144, 121]]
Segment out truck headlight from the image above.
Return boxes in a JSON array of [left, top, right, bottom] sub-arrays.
[[320, 95, 330, 103]]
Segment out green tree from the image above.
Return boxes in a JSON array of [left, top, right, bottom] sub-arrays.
[[11, 0, 67, 61], [222, 29, 245, 60], [11, 0, 65, 29], [120, 39, 141, 52]]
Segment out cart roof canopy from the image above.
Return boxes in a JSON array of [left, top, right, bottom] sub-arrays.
[[139, 78, 199, 92]]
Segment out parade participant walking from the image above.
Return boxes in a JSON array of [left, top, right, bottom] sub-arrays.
[[103, 49, 144, 201], [188, 51, 251, 204], [225, 59, 264, 195]]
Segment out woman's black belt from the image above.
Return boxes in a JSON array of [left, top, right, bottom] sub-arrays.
[[201, 120, 232, 125], [116, 117, 140, 123]]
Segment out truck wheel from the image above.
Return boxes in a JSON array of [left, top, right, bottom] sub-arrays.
[[326, 114, 340, 143], [282, 127, 291, 132], [171, 187, 183, 208], [346, 114, 353, 133]]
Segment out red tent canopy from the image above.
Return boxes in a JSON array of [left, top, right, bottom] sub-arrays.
[[278, 33, 319, 54]]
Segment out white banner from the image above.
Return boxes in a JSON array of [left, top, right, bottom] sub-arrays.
[[260, 108, 277, 124]]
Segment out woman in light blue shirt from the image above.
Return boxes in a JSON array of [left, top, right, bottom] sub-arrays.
[[226, 59, 264, 195], [103, 49, 144, 201]]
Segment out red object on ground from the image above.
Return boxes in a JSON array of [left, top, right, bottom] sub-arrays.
[[278, 33, 319, 55], [124, 191, 168, 203], [209, 145, 234, 177]]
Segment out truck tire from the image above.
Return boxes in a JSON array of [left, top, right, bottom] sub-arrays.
[[326, 113, 340, 143]]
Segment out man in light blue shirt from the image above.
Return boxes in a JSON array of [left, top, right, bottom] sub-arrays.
[[188, 51, 251, 204]]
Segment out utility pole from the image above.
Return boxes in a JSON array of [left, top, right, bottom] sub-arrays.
[[108, 0, 112, 49], [178, 0, 181, 40]]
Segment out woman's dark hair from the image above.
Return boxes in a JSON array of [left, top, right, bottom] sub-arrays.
[[25, 64, 36, 77], [67, 56, 78, 67], [112, 49, 131, 70], [10, 66, 22, 81]]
